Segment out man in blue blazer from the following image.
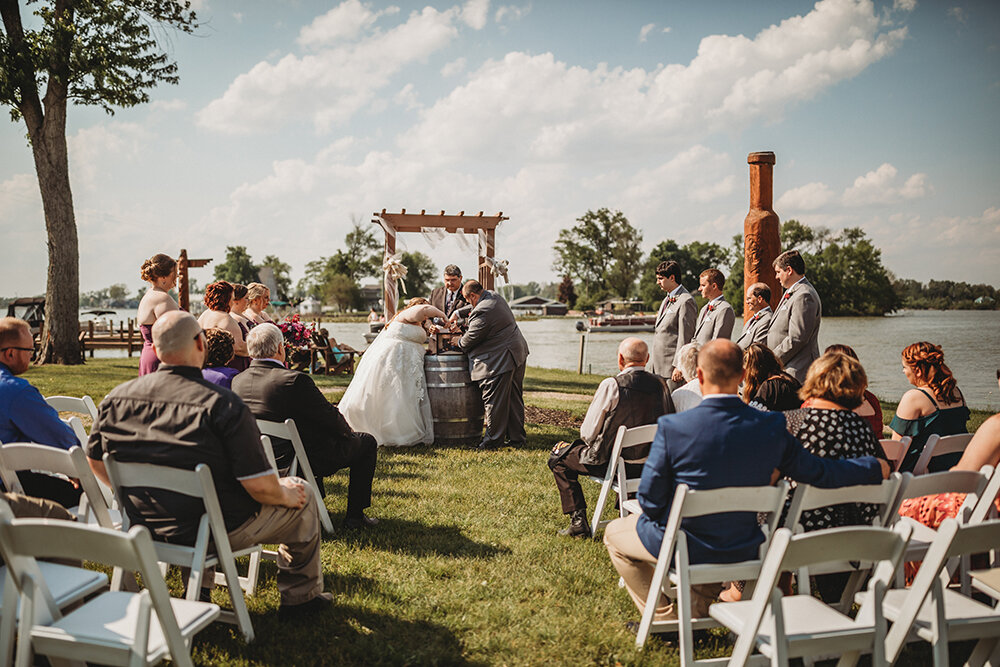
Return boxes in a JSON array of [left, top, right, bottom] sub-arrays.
[[604, 339, 889, 623]]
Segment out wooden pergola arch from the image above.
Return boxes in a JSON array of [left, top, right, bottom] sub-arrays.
[[373, 209, 508, 320]]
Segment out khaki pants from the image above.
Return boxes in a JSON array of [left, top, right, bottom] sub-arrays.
[[604, 513, 720, 622], [227, 483, 323, 606]]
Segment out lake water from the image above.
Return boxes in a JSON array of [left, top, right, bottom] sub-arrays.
[[82, 308, 1000, 410]]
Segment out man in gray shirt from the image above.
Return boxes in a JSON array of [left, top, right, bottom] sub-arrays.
[[736, 282, 773, 349], [692, 268, 735, 346], [766, 250, 822, 382], [648, 261, 697, 390]]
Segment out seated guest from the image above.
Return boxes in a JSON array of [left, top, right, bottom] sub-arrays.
[[245, 283, 274, 326], [548, 338, 673, 538], [670, 343, 702, 413], [199, 281, 250, 371], [2, 491, 76, 521], [742, 342, 801, 411], [824, 344, 884, 437], [232, 324, 379, 529], [85, 311, 331, 617], [603, 340, 888, 623], [202, 328, 240, 389], [783, 351, 888, 602], [890, 341, 970, 473], [0, 317, 82, 509]]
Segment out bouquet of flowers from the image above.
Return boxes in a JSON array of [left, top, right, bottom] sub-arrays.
[[278, 314, 316, 359]]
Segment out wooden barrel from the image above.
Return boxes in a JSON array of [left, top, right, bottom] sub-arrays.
[[424, 352, 484, 446]]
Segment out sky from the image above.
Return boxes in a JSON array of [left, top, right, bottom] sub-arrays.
[[2, 0, 999, 297]]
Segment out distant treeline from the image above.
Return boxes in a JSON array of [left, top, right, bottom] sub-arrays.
[[892, 279, 998, 311]]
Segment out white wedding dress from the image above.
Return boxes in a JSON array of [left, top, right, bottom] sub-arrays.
[[338, 321, 434, 447]]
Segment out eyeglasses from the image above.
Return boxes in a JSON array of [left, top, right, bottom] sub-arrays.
[[0, 346, 34, 353]]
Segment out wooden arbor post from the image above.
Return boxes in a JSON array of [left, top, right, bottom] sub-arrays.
[[176, 249, 212, 312], [373, 210, 507, 321], [743, 152, 781, 312]]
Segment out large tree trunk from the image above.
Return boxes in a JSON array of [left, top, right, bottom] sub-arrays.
[[31, 102, 82, 365]]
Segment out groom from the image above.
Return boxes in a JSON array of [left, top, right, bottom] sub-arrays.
[[456, 280, 530, 451]]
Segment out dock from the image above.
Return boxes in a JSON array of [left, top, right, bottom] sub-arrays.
[[78, 319, 140, 357]]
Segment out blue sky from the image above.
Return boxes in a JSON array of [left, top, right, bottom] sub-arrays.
[[2, 0, 998, 296]]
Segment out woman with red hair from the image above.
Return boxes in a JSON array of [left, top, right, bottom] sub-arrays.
[[197, 281, 250, 371], [890, 341, 969, 472]]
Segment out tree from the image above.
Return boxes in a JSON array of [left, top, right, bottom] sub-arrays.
[[557, 275, 577, 309], [552, 208, 644, 301], [213, 246, 259, 284], [398, 251, 437, 302], [259, 255, 292, 301], [637, 239, 732, 310], [1, 1, 198, 363], [323, 274, 359, 312]]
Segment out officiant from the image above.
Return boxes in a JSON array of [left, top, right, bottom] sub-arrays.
[[428, 264, 470, 353]]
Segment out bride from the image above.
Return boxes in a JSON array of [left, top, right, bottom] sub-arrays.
[[338, 297, 448, 447]]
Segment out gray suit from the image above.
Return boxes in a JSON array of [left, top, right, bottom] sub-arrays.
[[458, 291, 530, 449], [649, 286, 697, 379], [693, 297, 735, 346], [736, 306, 772, 349], [765, 278, 822, 383]]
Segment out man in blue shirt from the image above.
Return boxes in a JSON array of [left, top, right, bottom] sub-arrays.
[[603, 339, 889, 623], [0, 317, 81, 507]]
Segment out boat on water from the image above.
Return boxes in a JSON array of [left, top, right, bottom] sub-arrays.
[[576, 313, 656, 333]]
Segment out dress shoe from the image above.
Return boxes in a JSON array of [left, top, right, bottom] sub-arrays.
[[278, 592, 333, 621], [342, 513, 379, 530], [475, 440, 500, 451], [557, 509, 592, 538]]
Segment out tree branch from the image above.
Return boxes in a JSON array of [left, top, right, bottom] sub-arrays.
[[0, 0, 44, 132]]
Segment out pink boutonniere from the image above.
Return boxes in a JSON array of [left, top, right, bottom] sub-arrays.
[[782, 291, 792, 301], [667, 296, 677, 304], [707, 304, 716, 312]]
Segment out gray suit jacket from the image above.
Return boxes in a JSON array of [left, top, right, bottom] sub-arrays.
[[649, 286, 697, 376], [693, 298, 735, 346], [766, 278, 822, 382], [457, 291, 529, 381], [736, 306, 772, 349]]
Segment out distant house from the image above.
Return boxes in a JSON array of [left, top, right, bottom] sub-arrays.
[[597, 299, 645, 313], [299, 297, 323, 316], [508, 295, 568, 316], [360, 284, 383, 311]]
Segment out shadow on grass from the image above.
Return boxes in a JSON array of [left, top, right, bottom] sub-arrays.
[[335, 517, 511, 560]]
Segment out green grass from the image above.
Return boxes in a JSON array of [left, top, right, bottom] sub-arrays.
[[20, 359, 993, 665]]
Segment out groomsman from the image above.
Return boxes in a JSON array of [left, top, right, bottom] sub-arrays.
[[648, 260, 697, 390], [736, 282, 773, 349], [766, 250, 822, 383], [692, 269, 735, 346], [430, 264, 469, 320]]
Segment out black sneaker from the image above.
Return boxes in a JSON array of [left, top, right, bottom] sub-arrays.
[[557, 510, 592, 538], [278, 592, 333, 620], [342, 514, 379, 530]]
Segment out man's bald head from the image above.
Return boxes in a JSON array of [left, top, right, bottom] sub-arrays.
[[697, 339, 744, 391], [618, 337, 649, 367], [151, 311, 204, 365]]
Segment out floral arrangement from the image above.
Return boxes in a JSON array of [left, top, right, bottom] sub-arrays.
[[278, 314, 315, 354]]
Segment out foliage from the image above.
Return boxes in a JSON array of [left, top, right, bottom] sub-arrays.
[[322, 274, 360, 312], [638, 239, 734, 310], [80, 283, 130, 308], [893, 278, 998, 310], [723, 234, 746, 315], [557, 275, 577, 309], [398, 251, 437, 301], [213, 246, 259, 285], [297, 222, 382, 300], [259, 255, 292, 301], [552, 208, 644, 301]]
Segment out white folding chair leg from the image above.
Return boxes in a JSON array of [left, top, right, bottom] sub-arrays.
[[590, 470, 616, 537], [0, 571, 17, 667]]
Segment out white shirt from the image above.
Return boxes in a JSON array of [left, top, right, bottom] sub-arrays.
[[671, 378, 703, 413], [579, 365, 645, 447]]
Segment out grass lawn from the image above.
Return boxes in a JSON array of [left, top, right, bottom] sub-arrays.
[[18, 359, 995, 665]]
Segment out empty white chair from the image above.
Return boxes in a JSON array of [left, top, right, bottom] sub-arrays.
[[102, 455, 261, 642], [710, 523, 912, 667], [878, 437, 910, 472], [255, 418, 334, 533], [914, 433, 975, 476], [0, 498, 109, 667], [0, 443, 117, 529], [1, 518, 219, 667], [589, 424, 657, 537], [44, 394, 99, 425], [634, 481, 790, 665]]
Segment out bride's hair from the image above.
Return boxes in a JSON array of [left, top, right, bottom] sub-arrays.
[[406, 297, 429, 308]]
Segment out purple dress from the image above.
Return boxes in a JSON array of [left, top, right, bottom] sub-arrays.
[[138, 324, 160, 376], [202, 366, 240, 389], [227, 320, 251, 372]]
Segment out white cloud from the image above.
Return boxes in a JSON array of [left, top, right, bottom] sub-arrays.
[[400, 0, 908, 164], [200, 5, 458, 134], [495, 3, 529, 24], [394, 83, 421, 110], [461, 0, 490, 30], [297, 0, 392, 48], [233, 12, 244, 24], [150, 98, 187, 112], [68, 123, 148, 189], [441, 57, 467, 77], [947, 6, 967, 24], [893, 0, 917, 11], [662, 26, 672, 34], [776, 181, 835, 211], [639, 23, 656, 43], [842, 163, 930, 206]]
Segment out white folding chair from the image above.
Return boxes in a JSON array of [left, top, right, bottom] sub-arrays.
[[879, 436, 910, 472], [783, 475, 903, 610], [0, 498, 109, 667], [634, 481, 791, 665], [255, 418, 334, 533], [914, 433, 975, 476], [0, 518, 219, 667], [888, 467, 991, 590], [711, 523, 912, 667], [0, 443, 118, 529], [60, 415, 89, 448], [863, 518, 1000, 666], [102, 455, 261, 642], [589, 424, 657, 537], [44, 394, 99, 426]]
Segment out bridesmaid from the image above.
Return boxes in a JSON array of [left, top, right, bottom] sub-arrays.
[[198, 281, 250, 371], [137, 254, 179, 375], [245, 283, 274, 325]]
